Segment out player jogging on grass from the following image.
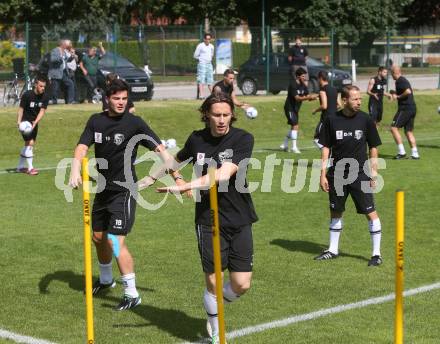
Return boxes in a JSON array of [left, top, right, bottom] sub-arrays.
[[157, 93, 258, 344], [16, 74, 49, 176], [212, 68, 251, 110], [315, 85, 383, 266], [389, 65, 420, 160], [280, 67, 318, 153], [367, 66, 391, 127], [69, 79, 182, 311]]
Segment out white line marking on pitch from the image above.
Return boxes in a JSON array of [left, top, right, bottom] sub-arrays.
[[180, 282, 440, 343], [0, 329, 57, 344]]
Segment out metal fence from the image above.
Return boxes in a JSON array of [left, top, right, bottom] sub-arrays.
[[1, 23, 440, 85]]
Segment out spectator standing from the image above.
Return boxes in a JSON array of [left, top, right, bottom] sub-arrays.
[[48, 39, 75, 104], [194, 33, 215, 99], [80, 42, 106, 102]]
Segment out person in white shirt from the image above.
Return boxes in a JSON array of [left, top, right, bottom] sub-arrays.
[[194, 33, 215, 99]]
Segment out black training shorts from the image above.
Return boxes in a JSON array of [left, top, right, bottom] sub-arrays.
[[92, 189, 136, 235], [21, 124, 38, 141], [368, 99, 383, 123], [314, 120, 323, 139], [284, 108, 299, 126], [391, 108, 416, 132], [327, 173, 376, 215], [195, 224, 254, 273]]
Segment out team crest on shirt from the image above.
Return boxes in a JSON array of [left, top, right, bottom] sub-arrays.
[[196, 152, 205, 165], [355, 130, 363, 140], [336, 130, 343, 140], [94, 132, 102, 143], [114, 133, 125, 145], [218, 149, 233, 164]]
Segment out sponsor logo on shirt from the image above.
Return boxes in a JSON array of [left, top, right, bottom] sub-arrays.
[[336, 130, 355, 140], [94, 132, 102, 143], [30, 102, 35, 108], [114, 133, 125, 145], [355, 130, 363, 140], [218, 149, 233, 164], [196, 152, 205, 165]]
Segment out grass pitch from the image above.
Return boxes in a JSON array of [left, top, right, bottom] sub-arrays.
[[0, 92, 439, 343]]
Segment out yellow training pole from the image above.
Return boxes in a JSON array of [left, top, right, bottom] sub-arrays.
[[82, 158, 95, 344], [208, 167, 226, 344], [395, 190, 404, 344]]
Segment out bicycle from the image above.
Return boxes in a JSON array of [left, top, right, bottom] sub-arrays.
[[2, 64, 37, 107]]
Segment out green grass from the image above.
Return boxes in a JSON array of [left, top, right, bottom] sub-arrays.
[[0, 92, 439, 343]]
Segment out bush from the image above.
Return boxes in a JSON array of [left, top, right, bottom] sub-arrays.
[[0, 41, 25, 70]]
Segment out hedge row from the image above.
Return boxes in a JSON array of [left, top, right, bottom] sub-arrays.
[[113, 40, 252, 74], [0, 39, 252, 74]]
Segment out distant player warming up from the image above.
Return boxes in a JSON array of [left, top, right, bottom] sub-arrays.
[[390, 66, 420, 159], [16, 74, 49, 175], [280, 67, 317, 153], [367, 66, 391, 127]]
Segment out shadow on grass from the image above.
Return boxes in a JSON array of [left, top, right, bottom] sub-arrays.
[[418, 144, 440, 149], [38, 270, 205, 341], [270, 239, 369, 262]]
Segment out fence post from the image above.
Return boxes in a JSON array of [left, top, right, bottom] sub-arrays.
[[25, 22, 29, 82], [330, 28, 334, 87], [265, 25, 270, 95], [261, 0, 265, 55], [386, 28, 391, 91], [160, 26, 166, 77], [112, 23, 118, 72]]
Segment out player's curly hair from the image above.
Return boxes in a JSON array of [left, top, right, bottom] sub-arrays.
[[199, 93, 237, 123]]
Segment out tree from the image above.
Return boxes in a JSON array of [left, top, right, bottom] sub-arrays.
[[401, 0, 440, 32]]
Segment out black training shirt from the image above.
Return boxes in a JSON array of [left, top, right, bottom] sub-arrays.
[[213, 80, 233, 96], [20, 90, 49, 121], [176, 127, 258, 227], [288, 45, 308, 66], [320, 84, 338, 121], [78, 111, 161, 191], [369, 76, 387, 101], [395, 76, 416, 110], [319, 110, 382, 175], [285, 80, 308, 115]]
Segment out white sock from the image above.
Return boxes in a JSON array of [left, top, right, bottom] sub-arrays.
[[411, 147, 419, 157], [369, 218, 382, 257], [223, 282, 240, 303], [17, 147, 26, 169], [99, 262, 113, 284], [291, 130, 298, 149], [328, 218, 343, 254], [203, 289, 219, 336], [25, 146, 33, 170], [121, 273, 139, 298], [397, 144, 405, 155]]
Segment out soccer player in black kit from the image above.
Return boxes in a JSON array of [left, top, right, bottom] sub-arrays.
[[280, 67, 317, 153], [367, 66, 391, 127], [69, 79, 183, 311], [315, 85, 383, 267], [157, 94, 258, 343], [312, 71, 339, 149], [390, 66, 420, 159], [16, 74, 49, 175], [212, 68, 251, 110]]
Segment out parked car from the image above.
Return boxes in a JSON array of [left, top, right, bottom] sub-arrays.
[[237, 53, 352, 95], [76, 50, 154, 102]]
